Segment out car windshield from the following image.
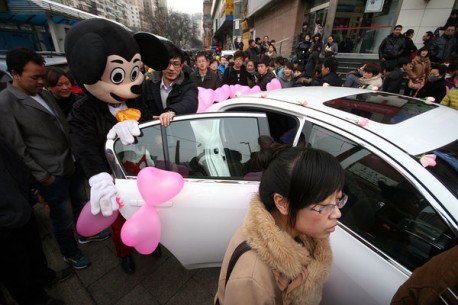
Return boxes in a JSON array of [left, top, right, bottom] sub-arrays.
[[324, 93, 437, 124], [418, 140, 458, 199]]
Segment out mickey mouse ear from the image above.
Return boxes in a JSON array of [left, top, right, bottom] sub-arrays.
[[134, 32, 169, 71]]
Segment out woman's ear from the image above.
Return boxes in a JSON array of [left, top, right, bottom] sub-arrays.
[[273, 193, 289, 216]]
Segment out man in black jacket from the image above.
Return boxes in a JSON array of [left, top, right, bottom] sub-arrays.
[[379, 25, 407, 70], [222, 50, 252, 86], [256, 56, 276, 90], [190, 51, 222, 90], [312, 57, 343, 87], [142, 43, 198, 127]]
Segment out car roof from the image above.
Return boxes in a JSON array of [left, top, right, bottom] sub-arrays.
[[208, 87, 458, 156]]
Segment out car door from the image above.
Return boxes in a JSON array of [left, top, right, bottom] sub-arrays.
[[105, 112, 270, 269], [299, 119, 458, 305]]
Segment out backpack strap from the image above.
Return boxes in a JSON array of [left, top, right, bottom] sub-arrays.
[[225, 240, 252, 287]]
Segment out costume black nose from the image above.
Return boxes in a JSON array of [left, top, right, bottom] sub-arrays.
[[131, 85, 142, 94]]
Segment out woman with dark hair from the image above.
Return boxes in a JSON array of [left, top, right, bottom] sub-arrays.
[[45, 67, 83, 117], [215, 147, 346, 305], [404, 47, 431, 96]]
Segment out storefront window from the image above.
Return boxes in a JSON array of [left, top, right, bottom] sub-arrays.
[[331, 0, 401, 54]]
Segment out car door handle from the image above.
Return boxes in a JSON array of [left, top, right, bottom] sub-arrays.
[[126, 200, 172, 208]]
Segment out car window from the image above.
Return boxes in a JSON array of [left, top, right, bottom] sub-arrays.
[[114, 115, 269, 180], [305, 124, 457, 271]]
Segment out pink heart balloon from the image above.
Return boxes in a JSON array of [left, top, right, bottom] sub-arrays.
[[250, 85, 261, 93], [76, 201, 119, 237], [214, 87, 230, 102], [240, 85, 251, 95], [197, 87, 215, 113], [221, 84, 231, 98], [266, 78, 282, 91], [121, 204, 161, 254], [137, 167, 184, 206]]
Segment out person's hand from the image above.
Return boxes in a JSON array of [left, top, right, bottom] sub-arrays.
[[153, 111, 175, 127], [40, 175, 55, 187], [107, 120, 140, 145], [88, 172, 120, 216]]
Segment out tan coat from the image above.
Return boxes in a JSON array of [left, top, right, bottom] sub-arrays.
[[215, 195, 332, 305]]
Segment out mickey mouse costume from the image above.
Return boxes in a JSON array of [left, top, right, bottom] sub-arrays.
[[65, 18, 168, 273]]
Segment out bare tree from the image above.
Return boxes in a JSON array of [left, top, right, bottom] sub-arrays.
[[147, 8, 200, 50]]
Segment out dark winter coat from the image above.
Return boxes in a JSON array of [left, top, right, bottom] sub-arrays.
[[257, 71, 276, 91], [142, 71, 198, 118], [190, 69, 222, 90], [382, 68, 405, 94], [379, 34, 406, 61], [429, 35, 458, 62], [68, 97, 147, 178], [312, 72, 343, 87], [0, 138, 33, 229], [416, 78, 447, 102], [223, 65, 251, 86]]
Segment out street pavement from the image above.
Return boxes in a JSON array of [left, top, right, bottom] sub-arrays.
[[1, 203, 220, 305]]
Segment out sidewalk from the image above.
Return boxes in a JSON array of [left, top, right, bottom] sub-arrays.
[[2, 203, 220, 305]]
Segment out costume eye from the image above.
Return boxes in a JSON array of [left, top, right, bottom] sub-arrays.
[[111, 68, 125, 84], [131, 66, 140, 81]]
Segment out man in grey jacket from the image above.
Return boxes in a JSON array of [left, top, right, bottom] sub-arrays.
[[0, 48, 104, 269]]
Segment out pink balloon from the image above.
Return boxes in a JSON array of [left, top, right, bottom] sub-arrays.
[[240, 85, 251, 95], [214, 87, 230, 102], [266, 78, 282, 91], [221, 84, 231, 98], [228, 85, 236, 98], [76, 201, 118, 237], [197, 87, 215, 113], [121, 204, 161, 254], [120, 167, 184, 254], [250, 85, 261, 93], [137, 167, 184, 206]]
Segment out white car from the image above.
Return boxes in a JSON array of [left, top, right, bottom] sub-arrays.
[[106, 87, 458, 305]]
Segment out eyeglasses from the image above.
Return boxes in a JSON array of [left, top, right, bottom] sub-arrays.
[[308, 193, 348, 215], [168, 61, 182, 68]]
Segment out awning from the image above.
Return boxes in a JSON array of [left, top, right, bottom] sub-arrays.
[[213, 18, 233, 37], [0, 0, 98, 25]]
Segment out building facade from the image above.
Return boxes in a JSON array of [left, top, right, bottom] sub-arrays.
[[211, 0, 458, 58]]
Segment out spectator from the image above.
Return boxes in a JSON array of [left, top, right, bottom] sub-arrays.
[[305, 43, 321, 78], [265, 44, 278, 59], [182, 51, 194, 76], [416, 64, 447, 102], [245, 39, 260, 62], [0, 138, 72, 305], [312, 57, 343, 87], [296, 34, 313, 65], [190, 52, 221, 90], [210, 59, 224, 82], [324, 35, 338, 57], [277, 62, 294, 88], [256, 56, 276, 91], [45, 67, 83, 118], [142, 42, 198, 126], [358, 63, 383, 90], [445, 60, 458, 90], [293, 64, 312, 87], [444, 9, 458, 29], [382, 60, 405, 94], [274, 56, 285, 78], [218, 56, 228, 74], [379, 25, 407, 69], [429, 25, 457, 63], [255, 37, 264, 54], [262, 36, 270, 54], [0, 48, 101, 270], [312, 33, 323, 54], [246, 59, 257, 87], [440, 89, 458, 110], [422, 31, 434, 50], [343, 64, 365, 88], [223, 50, 251, 86], [215, 147, 345, 305], [403, 29, 418, 60], [404, 47, 432, 96], [298, 21, 312, 43], [314, 20, 324, 36]]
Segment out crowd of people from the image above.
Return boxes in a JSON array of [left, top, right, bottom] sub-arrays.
[[1, 13, 458, 305]]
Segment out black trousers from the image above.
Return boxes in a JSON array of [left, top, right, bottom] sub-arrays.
[[0, 211, 55, 305]]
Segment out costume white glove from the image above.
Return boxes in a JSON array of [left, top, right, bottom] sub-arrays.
[[107, 120, 141, 145], [88, 172, 119, 216]]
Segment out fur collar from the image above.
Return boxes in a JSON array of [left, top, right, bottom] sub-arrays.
[[243, 195, 332, 305]]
